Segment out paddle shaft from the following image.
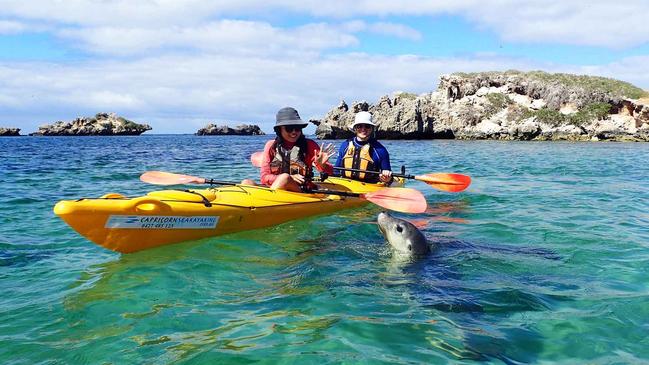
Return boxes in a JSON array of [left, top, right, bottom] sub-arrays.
[[184, 177, 362, 197], [192, 179, 371, 200], [140, 170, 424, 212], [333, 166, 414, 179], [204, 179, 238, 186], [306, 188, 363, 198]]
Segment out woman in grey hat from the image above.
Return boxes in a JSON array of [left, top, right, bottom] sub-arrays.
[[257, 107, 334, 192]]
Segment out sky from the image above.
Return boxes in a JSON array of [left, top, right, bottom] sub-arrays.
[[1, 0, 649, 134]]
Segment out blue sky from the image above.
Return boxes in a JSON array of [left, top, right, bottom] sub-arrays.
[[1, 1, 648, 134]]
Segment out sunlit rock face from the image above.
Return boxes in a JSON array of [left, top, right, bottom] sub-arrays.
[[315, 71, 649, 141]]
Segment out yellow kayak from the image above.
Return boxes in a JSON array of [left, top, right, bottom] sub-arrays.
[[54, 177, 402, 253]]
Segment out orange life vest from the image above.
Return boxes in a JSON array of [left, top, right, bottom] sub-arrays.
[[342, 142, 378, 182]]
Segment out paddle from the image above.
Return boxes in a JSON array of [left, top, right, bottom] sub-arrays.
[[249, 152, 471, 192], [308, 187, 427, 213], [140, 171, 427, 213], [334, 167, 471, 193], [140, 171, 237, 186]]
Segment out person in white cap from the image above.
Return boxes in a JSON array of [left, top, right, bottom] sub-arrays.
[[334, 111, 392, 183]]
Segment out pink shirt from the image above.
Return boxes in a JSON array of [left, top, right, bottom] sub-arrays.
[[260, 139, 334, 186]]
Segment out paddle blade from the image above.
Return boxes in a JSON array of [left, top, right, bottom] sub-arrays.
[[362, 188, 427, 213], [414, 173, 471, 193], [140, 171, 206, 185], [250, 152, 263, 167]]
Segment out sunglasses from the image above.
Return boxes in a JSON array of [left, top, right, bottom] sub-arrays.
[[354, 124, 373, 130], [283, 126, 303, 133]]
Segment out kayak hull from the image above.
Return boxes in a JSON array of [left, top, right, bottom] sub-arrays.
[[54, 177, 399, 253]]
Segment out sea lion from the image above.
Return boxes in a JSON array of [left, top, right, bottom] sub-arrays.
[[377, 212, 430, 256]]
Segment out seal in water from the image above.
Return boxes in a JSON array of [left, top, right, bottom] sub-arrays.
[[377, 212, 430, 256]]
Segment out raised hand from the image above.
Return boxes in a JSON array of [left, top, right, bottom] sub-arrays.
[[315, 142, 336, 166]]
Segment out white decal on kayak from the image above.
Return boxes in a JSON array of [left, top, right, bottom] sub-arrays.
[[105, 215, 219, 229]]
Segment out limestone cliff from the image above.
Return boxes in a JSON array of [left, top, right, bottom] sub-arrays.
[[314, 71, 649, 141]]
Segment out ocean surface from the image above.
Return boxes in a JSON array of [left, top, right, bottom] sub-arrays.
[[1, 135, 648, 364]]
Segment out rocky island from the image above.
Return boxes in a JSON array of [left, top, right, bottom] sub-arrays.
[[0, 127, 20, 136], [30, 112, 151, 136], [314, 71, 649, 141], [196, 123, 264, 136]]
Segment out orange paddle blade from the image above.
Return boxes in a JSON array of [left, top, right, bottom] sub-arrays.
[[250, 152, 263, 167], [362, 187, 427, 213], [414, 173, 471, 193], [140, 171, 206, 185]]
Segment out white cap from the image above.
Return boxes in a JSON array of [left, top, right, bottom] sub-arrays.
[[349, 111, 376, 130]]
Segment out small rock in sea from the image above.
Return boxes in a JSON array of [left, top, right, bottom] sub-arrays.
[[0, 127, 21, 136], [30, 112, 152, 136], [196, 123, 265, 136]]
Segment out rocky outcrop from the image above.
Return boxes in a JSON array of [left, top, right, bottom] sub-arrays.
[[315, 71, 649, 141], [196, 123, 265, 136], [0, 127, 20, 136], [30, 113, 151, 136]]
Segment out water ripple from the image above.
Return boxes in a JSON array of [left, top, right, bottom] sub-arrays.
[[1, 137, 649, 363]]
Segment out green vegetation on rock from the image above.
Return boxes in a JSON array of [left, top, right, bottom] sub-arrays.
[[485, 93, 513, 118], [570, 102, 611, 125], [524, 108, 566, 127], [524, 102, 612, 126], [452, 70, 647, 99], [527, 71, 645, 99]]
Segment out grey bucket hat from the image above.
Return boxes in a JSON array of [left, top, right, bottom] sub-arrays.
[[274, 107, 308, 129]]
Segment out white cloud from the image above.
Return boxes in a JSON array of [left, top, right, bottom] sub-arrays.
[[84, 91, 144, 109], [55, 20, 360, 56], [3, 0, 649, 48], [53, 20, 422, 56], [367, 22, 422, 41], [0, 1, 236, 27], [9, 52, 647, 134], [295, 1, 649, 48], [286, 1, 649, 48], [0, 20, 26, 34], [462, 1, 649, 49]]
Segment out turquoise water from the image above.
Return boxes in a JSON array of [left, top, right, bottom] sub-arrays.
[[1, 135, 648, 364]]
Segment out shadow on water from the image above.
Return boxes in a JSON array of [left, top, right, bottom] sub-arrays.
[[61, 214, 342, 318], [55, 219, 350, 363], [0, 246, 54, 268], [442, 239, 563, 262], [63, 228, 321, 307], [375, 234, 563, 364]]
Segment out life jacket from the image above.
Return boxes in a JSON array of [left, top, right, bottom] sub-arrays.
[[342, 140, 379, 182], [269, 142, 309, 177]]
